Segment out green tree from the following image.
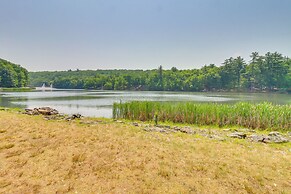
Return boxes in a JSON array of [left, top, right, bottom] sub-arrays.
[[263, 52, 288, 90], [114, 76, 128, 90], [27, 52, 291, 92], [157, 65, 164, 90]]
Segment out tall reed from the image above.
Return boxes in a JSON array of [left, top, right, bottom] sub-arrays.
[[113, 101, 291, 131]]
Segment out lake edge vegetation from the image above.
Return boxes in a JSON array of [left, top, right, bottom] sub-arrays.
[[113, 101, 291, 131], [29, 51, 291, 93]]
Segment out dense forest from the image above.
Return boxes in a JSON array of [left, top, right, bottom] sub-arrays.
[[29, 52, 291, 92], [0, 58, 29, 88]]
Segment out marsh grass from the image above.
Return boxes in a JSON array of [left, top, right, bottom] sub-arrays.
[[113, 101, 291, 131]]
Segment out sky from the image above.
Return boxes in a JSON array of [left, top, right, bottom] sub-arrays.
[[0, 0, 291, 71]]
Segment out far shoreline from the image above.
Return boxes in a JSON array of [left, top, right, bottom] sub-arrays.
[[1, 86, 290, 95]]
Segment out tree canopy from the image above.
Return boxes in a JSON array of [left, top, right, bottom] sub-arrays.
[[0, 58, 29, 88], [29, 52, 291, 92]]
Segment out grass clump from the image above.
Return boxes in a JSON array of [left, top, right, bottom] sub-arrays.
[[113, 101, 291, 131]]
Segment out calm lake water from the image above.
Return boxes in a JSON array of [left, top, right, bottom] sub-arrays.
[[0, 90, 290, 118]]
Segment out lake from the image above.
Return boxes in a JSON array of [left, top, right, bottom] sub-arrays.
[[0, 90, 290, 118]]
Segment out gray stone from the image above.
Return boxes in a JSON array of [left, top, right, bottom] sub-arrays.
[[143, 127, 166, 133], [248, 134, 267, 142], [66, 114, 82, 121], [155, 125, 170, 129], [172, 126, 196, 134], [132, 122, 139, 127], [248, 134, 289, 143], [268, 131, 281, 137], [270, 136, 289, 143], [228, 132, 247, 139], [24, 107, 58, 115], [179, 127, 196, 134]]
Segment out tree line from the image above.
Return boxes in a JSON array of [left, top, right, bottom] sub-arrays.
[[0, 58, 29, 88], [29, 52, 291, 92]]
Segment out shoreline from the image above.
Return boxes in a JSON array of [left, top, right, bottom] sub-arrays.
[[1, 86, 291, 94], [3, 107, 291, 143]]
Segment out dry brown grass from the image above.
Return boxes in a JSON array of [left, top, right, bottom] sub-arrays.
[[0, 111, 290, 194]]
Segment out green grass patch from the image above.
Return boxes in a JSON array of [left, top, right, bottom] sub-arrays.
[[0, 87, 34, 92], [113, 101, 291, 131]]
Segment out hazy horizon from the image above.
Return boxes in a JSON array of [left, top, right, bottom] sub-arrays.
[[1, 0, 291, 71]]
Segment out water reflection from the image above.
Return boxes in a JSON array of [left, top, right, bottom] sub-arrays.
[[0, 90, 290, 118]]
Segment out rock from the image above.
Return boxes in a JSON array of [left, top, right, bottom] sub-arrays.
[[66, 114, 82, 121], [72, 114, 82, 119], [143, 127, 166, 133], [156, 128, 167, 133], [248, 134, 267, 142], [266, 131, 289, 143], [228, 132, 247, 139], [24, 107, 58, 115], [248, 134, 289, 143], [38, 107, 58, 115], [270, 136, 289, 143], [38, 109, 50, 115], [173, 126, 195, 134], [179, 127, 196, 134], [196, 129, 208, 137], [142, 125, 177, 133], [132, 122, 139, 127], [268, 131, 281, 137], [155, 125, 170, 129], [24, 108, 39, 115]]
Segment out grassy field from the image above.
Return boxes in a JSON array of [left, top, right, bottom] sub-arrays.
[[113, 101, 291, 131], [0, 110, 290, 193]]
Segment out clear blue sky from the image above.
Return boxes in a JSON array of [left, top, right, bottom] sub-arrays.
[[0, 0, 290, 71]]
